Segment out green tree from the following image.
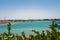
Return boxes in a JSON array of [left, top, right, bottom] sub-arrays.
[[22, 32, 26, 40], [7, 22, 11, 35], [50, 20, 56, 40], [7, 22, 11, 40]]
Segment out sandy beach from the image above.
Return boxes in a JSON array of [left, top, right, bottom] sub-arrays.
[[0, 21, 19, 25]]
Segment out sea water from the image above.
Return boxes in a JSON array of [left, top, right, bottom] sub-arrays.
[[0, 21, 60, 36]]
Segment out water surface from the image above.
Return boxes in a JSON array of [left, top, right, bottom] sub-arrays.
[[0, 21, 59, 35]]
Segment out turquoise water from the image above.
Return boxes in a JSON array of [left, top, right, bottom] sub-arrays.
[[0, 21, 60, 35]]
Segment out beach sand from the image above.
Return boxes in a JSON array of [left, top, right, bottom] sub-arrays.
[[0, 21, 19, 25]]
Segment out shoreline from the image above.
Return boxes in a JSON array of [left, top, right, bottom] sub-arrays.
[[0, 21, 28, 25], [0, 22, 20, 25]]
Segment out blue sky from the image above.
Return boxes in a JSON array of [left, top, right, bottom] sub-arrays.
[[0, 0, 60, 20]]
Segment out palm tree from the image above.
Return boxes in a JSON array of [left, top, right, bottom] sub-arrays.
[[28, 34, 34, 40], [50, 20, 55, 31], [7, 22, 11, 40], [7, 22, 11, 35], [50, 20, 57, 40], [32, 30, 41, 40], [22, 32, 26, 40]]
